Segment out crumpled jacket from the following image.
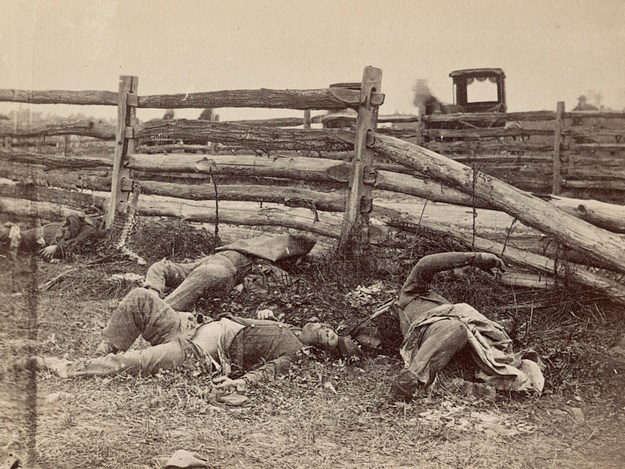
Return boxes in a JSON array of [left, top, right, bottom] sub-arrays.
[[400, 303, 544, 393]]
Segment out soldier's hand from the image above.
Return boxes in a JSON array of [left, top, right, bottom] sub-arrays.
[[40, 245, 58, 261], [256, 309, 275, 320], [474, 253, 506, 276], [213, 376, 247, 392]]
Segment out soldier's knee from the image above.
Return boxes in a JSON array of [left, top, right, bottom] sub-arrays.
[[194, 262, 230, 282], [125, 287, 156, 302], [146, 258, 170, 273]]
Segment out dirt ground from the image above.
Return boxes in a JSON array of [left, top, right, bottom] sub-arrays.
[[2, 229, 625, 469]]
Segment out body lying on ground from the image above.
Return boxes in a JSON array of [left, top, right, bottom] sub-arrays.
[[347, 252, 545, 401], [17, 287, 340, 391], [142, 233, 316, 311], [13, 234, 329, 391], [1, 214, 102, 261]]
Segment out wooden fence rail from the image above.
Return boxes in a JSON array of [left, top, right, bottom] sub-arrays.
[[0, 87, 382, 111]]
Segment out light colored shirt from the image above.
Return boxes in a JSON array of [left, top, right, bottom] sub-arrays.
[[191, 318, 245, 359]]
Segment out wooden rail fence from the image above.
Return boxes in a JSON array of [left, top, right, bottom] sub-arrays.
[[2, 69, 625, 304]]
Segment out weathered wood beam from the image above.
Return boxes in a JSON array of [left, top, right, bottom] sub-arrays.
[[0, 160, 111, 192], [552, 101, 565, 194], [537, 195, 625, 233], [573, 143, 625, 151], [222, 117, 305, 127], [339, 66, 382, 252], [0, 87, 357, 111], [0, 182, 105, 208], [136, 180, 345, 212], [311, 114, 421, 125], [451, 154, 553, 164], [0, 89, 118, 105], [137, 119, 353, 151], [426, 127, 554, 139], [0, 120, 115, 140], [137, 89, 357, 110], [370, 133, 625, 275], [0, 149, 112, 169], [499, 271, 555, 289], [0, 196, 83, 220], [138, 198, 343, 239], [139, 144, 215, 154], [126, 153, 351, 181], [423, 141, 555, 154], [567, 157, 625, 180], [107, 75, 138, 229], [563, 180, 625, 191], [423, 110, 556, 124], [565, 128, 625, 139], [565, 111, 625, 120]]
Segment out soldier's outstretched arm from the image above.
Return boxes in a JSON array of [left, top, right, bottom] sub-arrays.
[[402, 252, 506, 296]]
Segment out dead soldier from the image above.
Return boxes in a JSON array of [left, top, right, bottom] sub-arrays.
[[345, 252, 545, 402], [1, 213, 101, 261], [141, 233, 316, 311], [38, 214, 102, 261], [15, 287, 342, 390], [12, 233, 338, 390]]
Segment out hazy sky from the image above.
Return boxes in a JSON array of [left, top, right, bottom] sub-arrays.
[[1, 0, 624, 121]]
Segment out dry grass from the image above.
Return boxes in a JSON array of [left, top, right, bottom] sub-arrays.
[[2, 225, 625, 468]]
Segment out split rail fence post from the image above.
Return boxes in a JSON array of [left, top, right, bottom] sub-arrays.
[[416, 108, 425, 146], [106, 75, 139, 230], [552, 101, 565, 195], [210, 114, 220, 154], [303, 110, 311, 130], [338, 66, 382, 254]]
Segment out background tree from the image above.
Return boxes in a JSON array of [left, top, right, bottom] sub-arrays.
[[198, 108, 214, 121]]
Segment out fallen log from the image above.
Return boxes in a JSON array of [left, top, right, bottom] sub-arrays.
[[370, 133, 625, 275]]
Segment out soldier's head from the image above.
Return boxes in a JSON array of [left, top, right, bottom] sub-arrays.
[[299, 322, 339, 354]]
